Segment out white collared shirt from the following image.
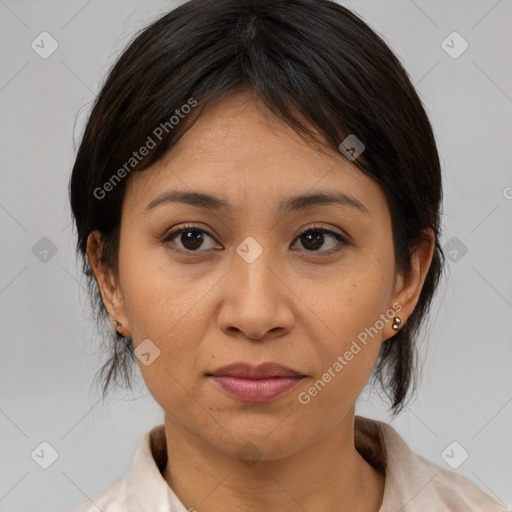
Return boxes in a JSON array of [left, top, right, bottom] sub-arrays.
[[70, 416, 509, 511]]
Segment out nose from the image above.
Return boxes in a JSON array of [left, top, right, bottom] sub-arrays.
[[216, 242, 295, 341]]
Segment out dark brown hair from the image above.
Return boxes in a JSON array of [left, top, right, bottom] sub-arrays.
[[69, 0, 445, 415]]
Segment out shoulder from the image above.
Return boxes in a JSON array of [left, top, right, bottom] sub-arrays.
[[68, 423, 173, 512], [69, 474, 132, 512], [354, 416, 510, 512], [409, 451, 510, 511]]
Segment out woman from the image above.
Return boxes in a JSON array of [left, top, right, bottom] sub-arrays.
[[68, 0, 508, 510]]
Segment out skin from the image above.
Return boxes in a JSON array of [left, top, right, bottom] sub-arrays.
[[87, 90, 435, 512]]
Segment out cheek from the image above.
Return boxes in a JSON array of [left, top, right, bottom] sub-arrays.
[[306, 253, 394, 345], [117, 238, 216, 408], [296, 286, 390, 420], [303, 255, 394, 392], [119, 233, 211, 341]]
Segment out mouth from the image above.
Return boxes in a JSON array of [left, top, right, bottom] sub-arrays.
[[207, 375, 306, 403], [205, 362, 307, 403]]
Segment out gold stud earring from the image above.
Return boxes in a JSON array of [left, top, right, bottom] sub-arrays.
[[392, 316, 402, 330]]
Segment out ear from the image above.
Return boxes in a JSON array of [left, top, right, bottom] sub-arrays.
[[86, 230, 130, 337], [384, 228, 436, 340]]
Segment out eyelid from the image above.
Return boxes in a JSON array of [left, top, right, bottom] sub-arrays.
[[292, 224, 350, 255], [295, 223, 350, 244], [162, 223, 220, 252]]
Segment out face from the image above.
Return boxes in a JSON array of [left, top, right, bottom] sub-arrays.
[[89, 90, 432, 460]]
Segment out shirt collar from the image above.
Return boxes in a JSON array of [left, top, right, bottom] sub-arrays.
[[128, 423, 188, 511], [126, 415, 490, 512]]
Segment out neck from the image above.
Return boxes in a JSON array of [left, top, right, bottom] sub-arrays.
[[162, 410, 385, 512]]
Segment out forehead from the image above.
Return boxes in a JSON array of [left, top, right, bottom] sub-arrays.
[[124, 91, 384, 216]]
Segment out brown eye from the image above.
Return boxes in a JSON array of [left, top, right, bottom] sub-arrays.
[[162, 224, 348, 255], [164, 226, 218, 252], [292, 227, 348, 254]]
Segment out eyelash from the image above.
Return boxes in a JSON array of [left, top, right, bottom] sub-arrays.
[[162, 223, 349, 256]]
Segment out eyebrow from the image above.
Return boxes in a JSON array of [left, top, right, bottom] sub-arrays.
[[144, 189, 369, 215]]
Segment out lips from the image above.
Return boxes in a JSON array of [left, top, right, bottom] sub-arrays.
[[206, 362, 306, 403], [207, 362, 305, 379]]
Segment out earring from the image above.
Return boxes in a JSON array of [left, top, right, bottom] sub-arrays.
[[115, 320, 123, 336], [392, 316, 402, 330]]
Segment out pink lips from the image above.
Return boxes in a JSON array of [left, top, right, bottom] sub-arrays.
[[206, 362, 306, 403]]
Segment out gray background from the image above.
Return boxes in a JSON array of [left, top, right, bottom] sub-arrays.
[[0, 1, 511, 511]]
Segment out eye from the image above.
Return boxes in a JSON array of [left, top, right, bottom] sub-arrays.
[[162, 223, 349, 254], [163, 224, 219, 252], [291, 225, 348, 254]]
